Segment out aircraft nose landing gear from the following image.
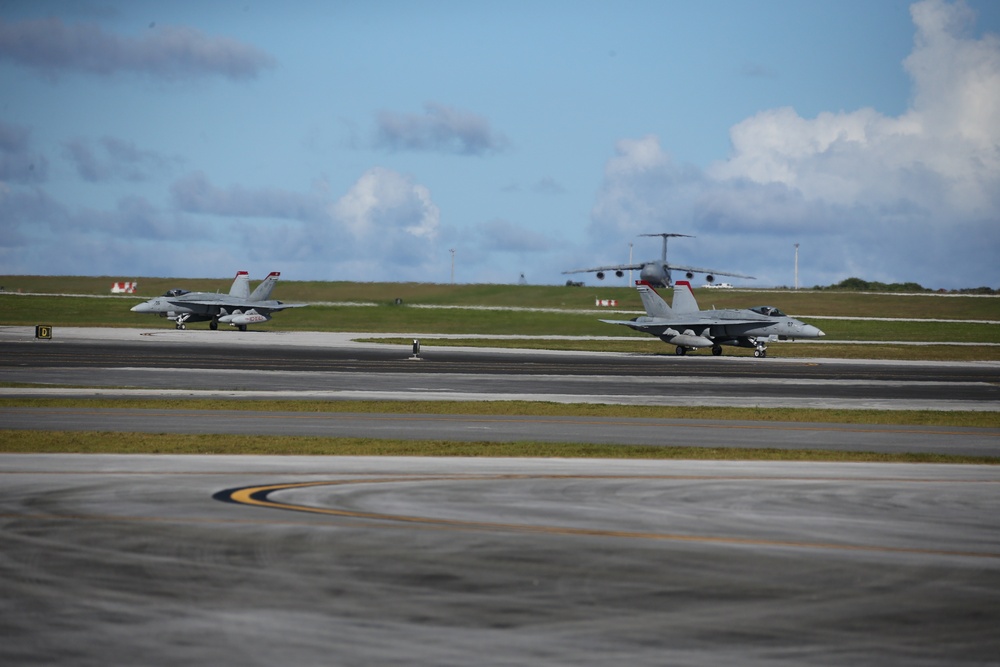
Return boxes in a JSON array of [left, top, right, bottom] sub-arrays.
[[752, 339, 768, 358]]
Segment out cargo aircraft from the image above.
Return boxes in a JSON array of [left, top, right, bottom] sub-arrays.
[[130, 271, 306, 330], [563, 233, 755, 287], [602, 280, 824, 357]]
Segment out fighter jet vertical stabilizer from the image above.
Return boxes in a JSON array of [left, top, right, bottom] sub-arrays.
[[670, 280, 700, 315], [248, 272, 281, 301]]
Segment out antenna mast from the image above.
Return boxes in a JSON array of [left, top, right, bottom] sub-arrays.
[[794, 243, 800, 290]]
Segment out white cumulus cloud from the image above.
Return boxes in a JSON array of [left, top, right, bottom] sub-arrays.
[[588, 0, 1000, 288], [331, 167, 440, 243]]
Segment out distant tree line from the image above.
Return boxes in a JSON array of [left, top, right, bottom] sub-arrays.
[[812, 277, 998, 294]]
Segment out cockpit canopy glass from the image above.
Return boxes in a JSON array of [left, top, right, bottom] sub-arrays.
[[163, 288, 190, 297], [750, 305, 785, 317]]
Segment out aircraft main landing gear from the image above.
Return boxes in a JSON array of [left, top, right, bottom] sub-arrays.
[[712, 345, 723, 356], [172, 313, 192, 330], [675, 346, 687, 356]]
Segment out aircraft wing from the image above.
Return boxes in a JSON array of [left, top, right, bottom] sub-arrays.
[[166, 298, 228, 308], [600, 318, 651, 327], [666, 264, 756, 279], [168, 298, 308, 311], [599, 317, 676, 329], [254, 302, 308, 313], [562, 263, 643, 275], [602, 314, 768, 329], [565, 262, 754, 279]]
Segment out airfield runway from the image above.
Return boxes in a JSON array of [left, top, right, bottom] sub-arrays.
[[2, 327, 999, 665], [2, 326, 999, 412], [2, 326, 999, 457]]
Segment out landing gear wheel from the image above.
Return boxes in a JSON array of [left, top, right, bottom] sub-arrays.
[[210, 320, 218, 331], [175, 322, 185, 330], [712, 346, 722, 356], [753, 348, 767, 358], [675, 346, 686, 356]]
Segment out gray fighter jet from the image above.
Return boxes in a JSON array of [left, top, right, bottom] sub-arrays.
[[130, 271, 306, 331], [563, 233, 755, 287], [602, 280, 824, 357]]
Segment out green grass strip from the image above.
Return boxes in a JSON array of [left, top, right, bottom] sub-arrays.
[[365, 337, 1000, 361], [1, 430, 996, 464], [3, 397, 998, 427]]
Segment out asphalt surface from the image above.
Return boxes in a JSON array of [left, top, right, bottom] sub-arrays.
[[3, 326, 999, 455], [2, 327, 999, 665], [2, 455, 999, 667], [2, 327, 999, 411]]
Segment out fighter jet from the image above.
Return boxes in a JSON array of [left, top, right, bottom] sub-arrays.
[[563, 233, 755, 287], [130, 271, 306, 331], [602, 280, 825, 357]]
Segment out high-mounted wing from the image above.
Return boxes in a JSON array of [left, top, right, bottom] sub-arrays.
[[667, 263, 756, 279], [562, 262, 643, 275]]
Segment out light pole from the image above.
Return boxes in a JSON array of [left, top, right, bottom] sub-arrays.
[[794, 243, 800, 290], [628, 242, 633, 284], [449, 248, 455, 284]]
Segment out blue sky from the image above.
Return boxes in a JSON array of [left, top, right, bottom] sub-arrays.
[[1, 0, 998, 288]]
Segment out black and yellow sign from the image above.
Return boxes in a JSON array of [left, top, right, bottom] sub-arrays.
[[35, 325, 52, 340]]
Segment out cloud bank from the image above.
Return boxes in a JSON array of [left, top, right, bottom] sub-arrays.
[[0, 17, 275, 80], [588, 0, 1000, 288], [169, 168, 442, 278], [63, 137, 178, 182], [374, 103, 509, 155], [1, 164, 443, 279]]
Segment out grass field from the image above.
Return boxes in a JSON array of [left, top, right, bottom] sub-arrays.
[[3, 273, 999, 317], [2, 276, 998, 460], [3, 430, 994, 464], [2, 275, 998, 360]]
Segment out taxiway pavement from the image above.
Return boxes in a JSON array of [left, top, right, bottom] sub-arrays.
[[2, 455, 998, 667], [3, 329, 999, 665]]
